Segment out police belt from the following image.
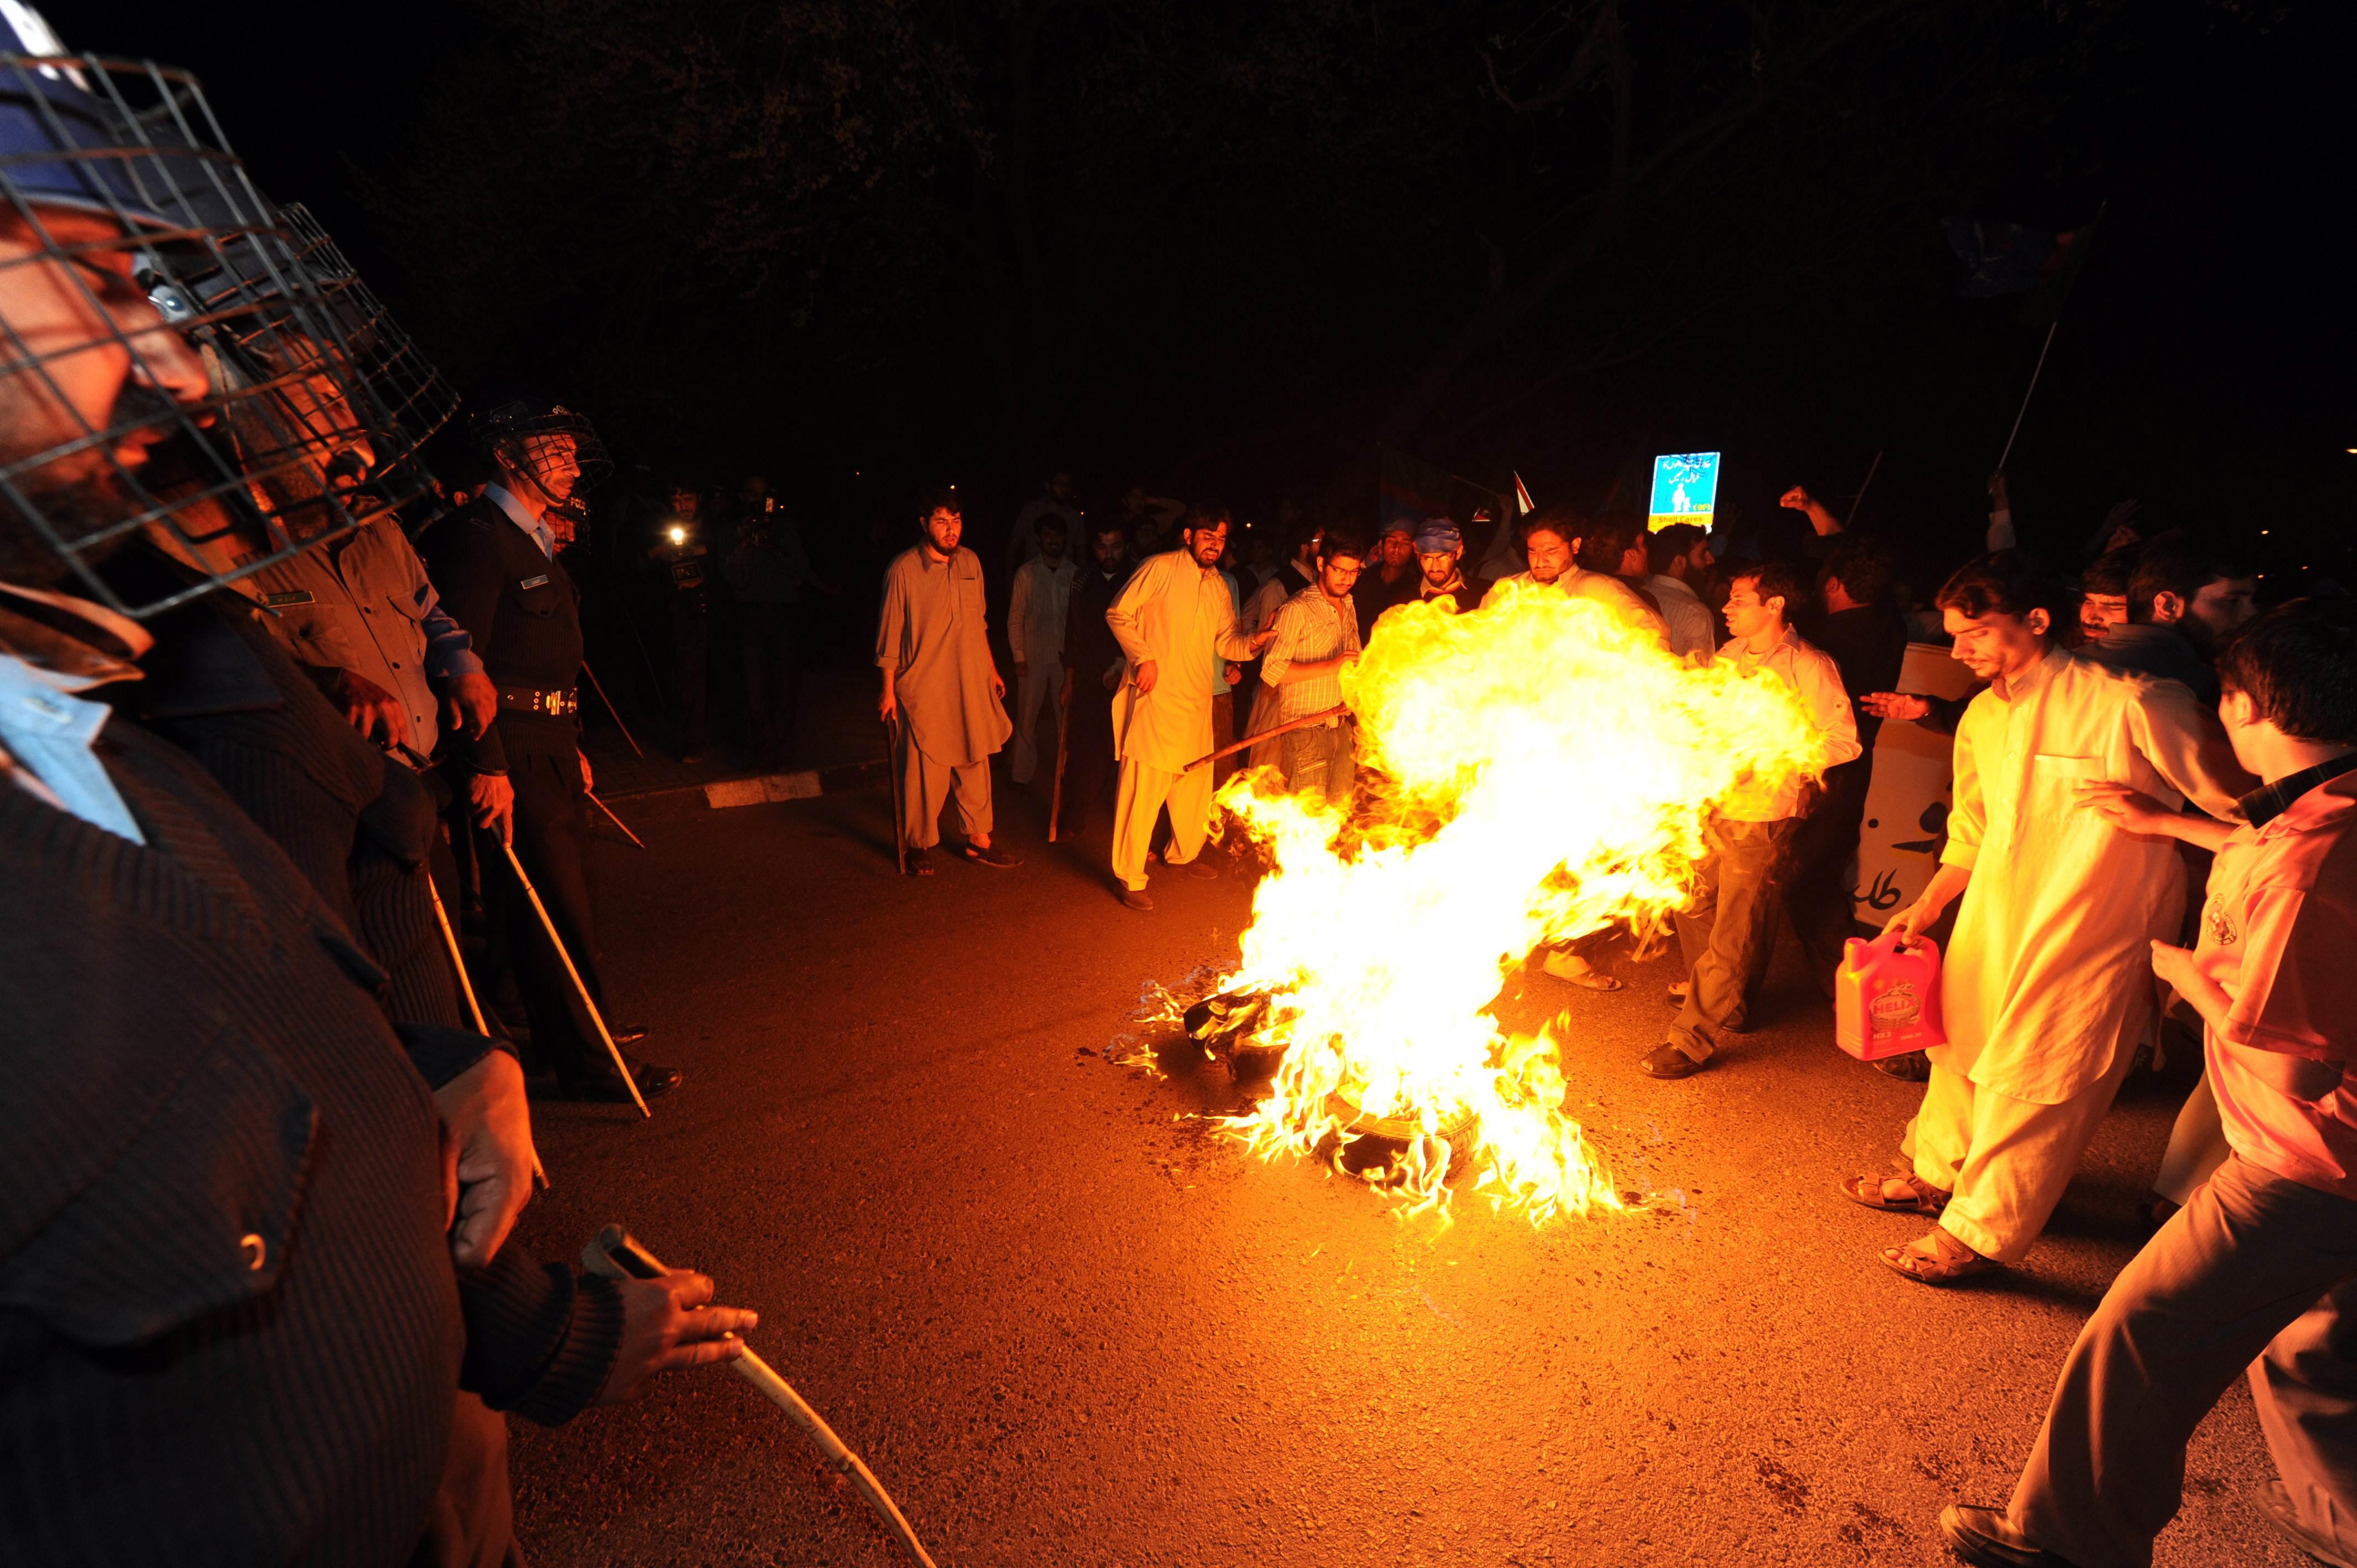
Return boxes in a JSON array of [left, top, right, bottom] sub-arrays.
[[495, 684, 579, 718]]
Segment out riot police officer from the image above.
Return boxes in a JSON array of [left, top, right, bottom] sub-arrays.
[[424, 394, 680, 1102]]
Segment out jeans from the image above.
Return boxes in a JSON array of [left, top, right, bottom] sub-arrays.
[[1280, 718, 1355, 802], [2005, 1156, 2357, 1568]]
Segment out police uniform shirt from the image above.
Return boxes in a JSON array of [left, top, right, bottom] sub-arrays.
[[246, 517, 484, 762], [421, 492, 585, 775]]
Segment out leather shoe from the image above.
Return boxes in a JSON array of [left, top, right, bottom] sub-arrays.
[[609, 1024, 649, 1048], [1640, 1041, 1708, 1080], [1937, 1505, 2080, 1567], [2252, 1479, 2357, 1568], [573, 1059, 681, 1102], [1120, 888, 1154, 911]]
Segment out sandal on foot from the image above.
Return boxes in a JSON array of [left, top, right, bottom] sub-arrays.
[[1880, 1227, 2000, 1285], [961, 841, 1022, 869], [905, 847, 936, 877], [1541, 950, 1623, 991], [1840, 1172, 1952, 1215]]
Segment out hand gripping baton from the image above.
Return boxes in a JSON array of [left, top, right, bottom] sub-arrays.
[[584, 1225, 939, 1568]]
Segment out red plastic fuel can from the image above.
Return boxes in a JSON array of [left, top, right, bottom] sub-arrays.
[[1834, 931, 1947, 1061]]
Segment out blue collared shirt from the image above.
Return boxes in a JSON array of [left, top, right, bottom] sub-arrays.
[[0, 653, 143, 843]]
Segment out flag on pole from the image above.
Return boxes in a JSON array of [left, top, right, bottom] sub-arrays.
[[1377, 445, 1511, 539], [1941, 212, 2099, 324], [1940, 217, 2060, 297], [2018, 210, 2099, 327]]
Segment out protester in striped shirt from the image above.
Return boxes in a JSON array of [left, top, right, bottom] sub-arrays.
[[1259, 526, 1367, 801]]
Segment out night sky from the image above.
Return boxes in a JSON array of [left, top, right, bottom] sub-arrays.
[[71, 1, 2353, 593]]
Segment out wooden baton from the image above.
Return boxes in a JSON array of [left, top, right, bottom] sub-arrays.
[[583, 1225, 940, 1568], [1047, 677, 1072, 842], [497, 837, 649, 1117], [424, 869, 549, 1188], [1182, 702, 1346, 772], [881, 713, 907, 875], [586, 789, 646, 849]]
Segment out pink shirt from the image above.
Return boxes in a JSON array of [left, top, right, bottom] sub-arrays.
[[2198, 770, 2357, 1199]]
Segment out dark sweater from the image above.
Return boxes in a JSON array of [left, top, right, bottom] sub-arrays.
[[1799, 602, 1910, 754], [2083, 621, 2218, 706], [108, 563, 469, 1043], [90, 567, 629, 1420], [1, 693, 626, 1565], [1062, 563, 1135, 719], [0, 718, 464, 1566]]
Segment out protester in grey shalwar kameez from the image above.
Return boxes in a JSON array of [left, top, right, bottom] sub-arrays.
[[876, 502, 1015, 868]]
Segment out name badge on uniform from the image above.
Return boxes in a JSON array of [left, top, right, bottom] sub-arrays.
[[519, 574, 552, 590], [261, 590, 314, 607]]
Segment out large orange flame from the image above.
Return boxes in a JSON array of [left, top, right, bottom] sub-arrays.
[[1177, 579, 1835, 1226]]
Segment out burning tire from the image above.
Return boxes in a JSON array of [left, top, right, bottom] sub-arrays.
[[1182, 987, 1290, 1078], [1323, 1094, 1482, 1182]]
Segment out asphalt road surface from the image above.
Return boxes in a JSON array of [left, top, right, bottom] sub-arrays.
[[508, 776, 2305, 1567]]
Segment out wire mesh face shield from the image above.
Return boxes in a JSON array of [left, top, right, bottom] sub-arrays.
[[470, 400, 613, 527], [0, 50, 433, 618], [267, 203, 459, 473]]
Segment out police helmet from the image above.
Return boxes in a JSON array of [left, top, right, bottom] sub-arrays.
[[469, 390, 612, 520], [1, 13, 434, 617]]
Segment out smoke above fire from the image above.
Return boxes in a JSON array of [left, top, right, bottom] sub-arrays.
[[1178, 580, 1834, 1226]]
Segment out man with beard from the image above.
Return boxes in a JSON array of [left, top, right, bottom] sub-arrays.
[[0, 34, 750, 1561], [1103, 502, 1273, 910], [1643, 522, 1718, 659], [1260, 525, 1367, 801], [424, 394, 681, 1103], [238, 204, 497, 765], [1355, 516, 1421, 642], [2080, 531, 2260, 1232], [1787, 536, 1911, 1019], [2083, 529, 2258, 705], [2075, 543, 2137, 646], [1483, 504, 1665, 642], [1005, 468, 1082, 571], [1056, 515, 1134, 838], [877, 484, 1017, 872], [1411, 518, 1487, 614]]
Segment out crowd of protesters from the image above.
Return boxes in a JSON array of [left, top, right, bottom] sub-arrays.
[[5, 15, 2353, 1568], [863, 460, 2357, 1568]]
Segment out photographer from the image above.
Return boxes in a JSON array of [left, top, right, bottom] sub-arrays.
[[727, 494, 832, 767], [648, 479, 714, 761]]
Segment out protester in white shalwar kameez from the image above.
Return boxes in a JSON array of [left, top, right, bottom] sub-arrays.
[[1006, 527, 1075, 785], [1851, 553, 2253, 1282], [1103, 513, 1267, 907]]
